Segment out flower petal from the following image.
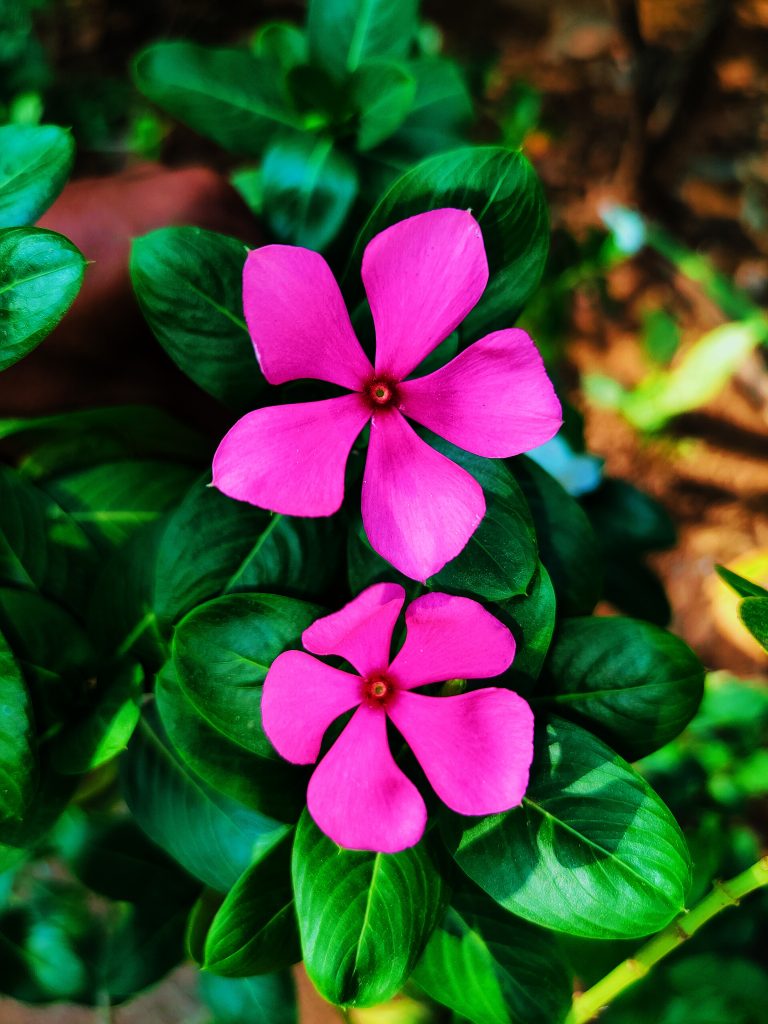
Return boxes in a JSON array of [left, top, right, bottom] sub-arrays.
[[389, 592, 516, 689], [362, 209, 488, 381], [388, 689, 534, 815], [361, 411, 485, 581], [399, 328, 562, 457], [303, 583, 406, 677], [244, 245, 373, 389], [307, 705, 427, 852], [262, 650, 362, 764], [212, 395, 369, 516]]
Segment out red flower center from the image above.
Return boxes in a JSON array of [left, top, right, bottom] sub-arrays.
[[363, 675, 395, 708], [365, 378, 399, 409]]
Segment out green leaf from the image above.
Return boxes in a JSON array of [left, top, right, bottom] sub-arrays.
[[154, 478, 340, 627], [132, 42, 297, 154], [121, 704, 288, 892], [293, 810, 448, 1007], [51, 661, 143, 774], [0, 226, 85, 371], [43, 459, 198, 549], [0, 125, 74, 227], [200, 971, 296, 1024], [0, 767, 75, 875], [428, 436, 538, 601], [355, 147, 548, 336], [307, 0, 418, 77], [740, 597, 768, 652], [583, 479, 675, 555], [538, 617, 704, 760], [260, 135, 358, 250], [511, 455, 602, 615], [447, 717, 691, 939], [492, 561, 556, 684], [156, 666, 305, 821], [0, 629, 36, 821], [251, 23, 307, 73], [412, 881, 572, 1024], [388, 57, 472, 157], [715, 565, 768, 599], [203, 831, 300, 976], [351, 59, 416, 150], [173, 592, 320, 757], [130, 227, 262, 409]]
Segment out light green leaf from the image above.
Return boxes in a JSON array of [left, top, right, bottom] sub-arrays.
[[0, 124, 74, 227], [351, 59, 416, 151]]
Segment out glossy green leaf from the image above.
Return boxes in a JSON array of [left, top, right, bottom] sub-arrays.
[[156, 666, 305, 821], [0, 227, 85, 371], [412, 881, 572, 1024], [131, 227, 261, 409], [511, 455, 602, 615], [351, 60, 416, 150], [155, 478, 340, 626], [132, 42, 297, 154], [539, 617, 704, 760], [307, 0, 418, 77], [122, 704, 289, 891], [428, 436, 538, 601], [355, 147, 548, 336], [293, 810, 447, 1006], [261, 135, 358, 250], [740, 597, 768, 651], [203, 831, 300, 976], [715, 565, 768, 599], [173, 592, 320, 757], [389, 57, 472, 157], [448, 717, 691, 939], [200, 971, 296, 1024], [0, 124, 74, 227], [0, 630, 36, 820], [492, 561, 556, 685]]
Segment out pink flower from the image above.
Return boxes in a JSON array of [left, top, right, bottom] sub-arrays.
[[213, 208, 562, 581], [262, 583, 535, 853]]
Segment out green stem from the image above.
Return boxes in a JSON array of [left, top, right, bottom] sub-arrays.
[[565, 857, 768, 1024]]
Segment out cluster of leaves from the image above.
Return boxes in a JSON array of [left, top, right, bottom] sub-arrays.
[[133, 0, 473, 251], [0, 122, 85, 370], [0, 118, 712, 1021]]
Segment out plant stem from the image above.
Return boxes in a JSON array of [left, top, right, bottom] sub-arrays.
[[565, 857, 768, 1024]]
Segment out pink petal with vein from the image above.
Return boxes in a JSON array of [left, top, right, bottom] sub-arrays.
[[362, 412, 485, 581], [212, 395, 369, 516], [303, 583, 406, 677], [308, 705, 427, 852], [244, 245, 373, 390], [388, 689, 534, 815], [389, 592, 516, 688], [362, 209, 489, 380], [262, 651, 362, 764], [399, 328, 562, 457]]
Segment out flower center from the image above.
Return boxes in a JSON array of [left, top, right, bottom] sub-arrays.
[[363, 675, 395, 708], [365, 378, 398, 409]]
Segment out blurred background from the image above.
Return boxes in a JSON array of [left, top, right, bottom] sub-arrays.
[[0, 0, 766, 1020]]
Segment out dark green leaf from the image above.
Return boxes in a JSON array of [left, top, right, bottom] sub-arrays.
[[307, 0, 418, 77], [351, 60, 416, 151], [388, 57, 472, 157], [130, 227, 261, 409], [0, 125, 74, 227], [122, 704, 289, 891], [203, 831, 300, 976], [132, 42, 297, 154], [200, 971, 296, 1024], [447, 717, 691, 939], [293, 810, 448, 1006], [156, 665, 305, 821], [511, 455, 602, 615], [0, 227, 85, 371], [412, 881, 572, 1024], [740, 597, 768, 652], [261, 135, 358, 250], [715, 565, 768, 599], [355, 147, 548, 335], [173, 592, 320, 757], [0, 629, 36, 821], [251, 23, 307, 72], [538, 617, 704, 760], [492, 561, 556, 685], [582, 479, 675, 555]]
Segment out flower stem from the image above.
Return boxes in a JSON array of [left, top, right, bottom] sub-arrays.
[[564, 856, 768, 1024]]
